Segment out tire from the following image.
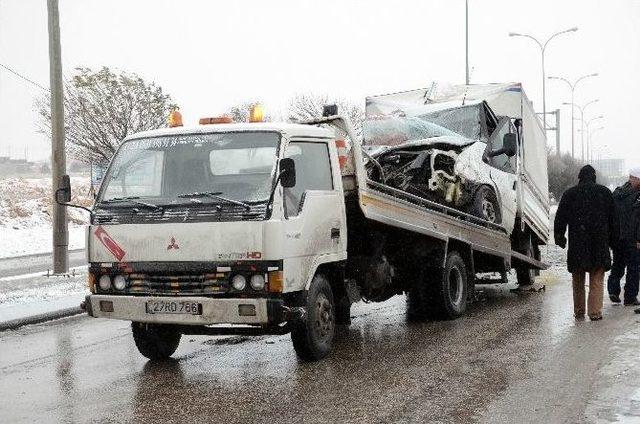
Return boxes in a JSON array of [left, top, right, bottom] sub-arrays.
[[407, 251, 468, 320], [291, 275, 336, 361], [132, 322, 181, 360], [471, 186, 502, 224], [516, 236, 537, 286]]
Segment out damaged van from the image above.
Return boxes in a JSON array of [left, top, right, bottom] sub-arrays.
[[364, 84, 549, 280]]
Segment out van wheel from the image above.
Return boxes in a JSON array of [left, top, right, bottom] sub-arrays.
[[408, 251, 468, 320], [132, 322, 181, 360], [471, 186, 501, 224], [291, 275, 335, 361]]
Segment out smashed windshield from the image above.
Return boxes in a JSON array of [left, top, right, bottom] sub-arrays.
[[99, 131, 280, 204], [364, 100, 483, 147]]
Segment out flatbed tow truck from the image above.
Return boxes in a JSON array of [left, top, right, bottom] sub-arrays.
[[59, 83, 548, 361]]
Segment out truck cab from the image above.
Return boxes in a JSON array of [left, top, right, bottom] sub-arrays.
[[83, 121, 348, 360]]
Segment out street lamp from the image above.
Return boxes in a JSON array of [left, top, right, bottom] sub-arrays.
[[585, 116, 604, 162], [563, 99, 599, 161], [509, 27, 578, 132], [588, 126, 605, 162], [548, 73, 598, 158]]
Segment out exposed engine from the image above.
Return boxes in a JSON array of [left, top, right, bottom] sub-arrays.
[[367, 146, 469, 208]]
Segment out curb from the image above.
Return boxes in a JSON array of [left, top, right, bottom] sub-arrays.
[[0, 307, 85, 332]]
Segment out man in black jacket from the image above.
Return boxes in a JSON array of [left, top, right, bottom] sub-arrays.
[[607, 169, 640, 305], [555, 165, 619, 320]]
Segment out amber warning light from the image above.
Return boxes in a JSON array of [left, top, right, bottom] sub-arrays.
[[249, 104, 264, 123], [199, 116, 234, 125], [168, 109, 183, 128]]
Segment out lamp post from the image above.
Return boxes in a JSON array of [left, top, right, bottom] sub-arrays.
[[585, 116, 604, 162], [548, 73, 598, 158], [465, 0, 470, 85], [509, 27, 578, 133], [588, 126, 604, 163], [563, 99, 599, 162]]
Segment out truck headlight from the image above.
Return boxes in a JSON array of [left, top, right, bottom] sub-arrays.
[[113, 275, 127, 291], [250, 274, 265, 290], [231, 274, 246, 291], [98, 275, 111, 291]]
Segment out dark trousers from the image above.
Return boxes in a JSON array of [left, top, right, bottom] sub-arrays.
[[608, 242, 640, 301]]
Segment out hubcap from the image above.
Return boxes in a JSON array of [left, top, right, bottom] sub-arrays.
[[481, 198, 497, 222], [314, 293, 334, 341]]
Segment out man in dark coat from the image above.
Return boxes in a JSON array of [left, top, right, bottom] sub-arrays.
[[555, 165, 619, 320], [607, 170, 640, 305]]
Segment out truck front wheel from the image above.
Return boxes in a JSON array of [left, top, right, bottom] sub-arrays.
[[131, 322, 181, 360], [291, 275, 335, 361]]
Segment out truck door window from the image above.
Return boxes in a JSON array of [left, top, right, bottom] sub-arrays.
[[283, 141, 333, 217], [488, 118, 516, 174]]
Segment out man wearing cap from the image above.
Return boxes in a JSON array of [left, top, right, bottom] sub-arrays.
[[555, 165, 619, 320], [607, 167, 640, 305]]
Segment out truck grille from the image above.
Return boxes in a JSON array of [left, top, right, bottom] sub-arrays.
[[127, 273, 228, 296], [93, 203, 268, 225]]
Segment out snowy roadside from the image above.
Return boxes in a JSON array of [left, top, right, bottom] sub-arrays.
[[0, 267, 88, 324], [0, 176, 91, 259]]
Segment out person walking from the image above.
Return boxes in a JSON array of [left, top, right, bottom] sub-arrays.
[[607, 169, 640, 305], [555, 165, 619, 321]]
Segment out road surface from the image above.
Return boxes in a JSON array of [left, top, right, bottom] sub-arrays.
[[1, 262, 640, 423]]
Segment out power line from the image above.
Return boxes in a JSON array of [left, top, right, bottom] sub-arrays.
[[0, 62, 50, 92]]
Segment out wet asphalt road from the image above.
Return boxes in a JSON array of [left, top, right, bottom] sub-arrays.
[[2, 261, 640, 423]]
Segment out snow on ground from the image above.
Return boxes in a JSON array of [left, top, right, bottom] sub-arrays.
[[0, 176, 92, 258]]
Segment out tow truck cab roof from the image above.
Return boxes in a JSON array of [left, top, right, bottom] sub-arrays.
[[124, 122, 334, 143]]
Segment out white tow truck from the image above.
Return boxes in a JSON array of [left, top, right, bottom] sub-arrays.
[[59, 83, 549, 361]]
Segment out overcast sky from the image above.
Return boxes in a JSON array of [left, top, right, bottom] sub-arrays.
[[0, 0, 638, 166]]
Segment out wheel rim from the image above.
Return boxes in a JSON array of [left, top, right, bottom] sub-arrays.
[[481, 197, 497, 222], [448, 267, 464, 306], [314, 292, 334, 342]]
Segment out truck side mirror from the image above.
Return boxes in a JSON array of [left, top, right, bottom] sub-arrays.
[[56, 174, 72, 204], [280, 158, 296, 188], [503, 133, 517, 157]]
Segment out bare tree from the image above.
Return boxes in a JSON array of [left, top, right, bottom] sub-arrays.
[[287, 93, 364, 138], [36, 67, 177, 166]]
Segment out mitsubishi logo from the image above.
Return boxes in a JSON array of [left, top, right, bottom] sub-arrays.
[[167, 237, 180, 250]]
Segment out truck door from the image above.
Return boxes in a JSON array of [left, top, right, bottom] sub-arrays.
[[281, 140, 346, 291], [486, 117, 518, 233]]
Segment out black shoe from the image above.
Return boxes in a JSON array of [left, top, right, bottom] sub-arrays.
[[635, 308, 640, 314], [610, 294, 621, 303], [624, 298, 640, 306], [589, 315, 603, 321]]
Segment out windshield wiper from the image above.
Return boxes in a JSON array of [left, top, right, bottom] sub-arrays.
[[102, 196, 164, 211], [177, 191, 251, 211]]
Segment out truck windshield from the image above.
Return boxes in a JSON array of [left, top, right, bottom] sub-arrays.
[[99, 131, 280, 205]]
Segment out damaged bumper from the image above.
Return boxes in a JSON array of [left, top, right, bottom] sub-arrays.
[[85, 294, 287, 326]]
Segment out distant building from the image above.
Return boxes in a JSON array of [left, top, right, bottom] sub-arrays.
[[594, 159, 626, 187]]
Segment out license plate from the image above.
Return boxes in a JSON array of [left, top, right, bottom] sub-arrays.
[[145, 300, 202, 315]]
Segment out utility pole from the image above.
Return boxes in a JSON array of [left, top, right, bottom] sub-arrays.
[[48, 0, 68, 273], [465, 0, 470, 85]]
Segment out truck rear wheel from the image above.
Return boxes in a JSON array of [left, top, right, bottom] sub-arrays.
[[408, 251, 468, 320], [291, 275, 335, 361], [131, 322, 181, 360]]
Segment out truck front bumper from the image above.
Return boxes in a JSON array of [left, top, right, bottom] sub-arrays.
[[86, 294, 284, 326]]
